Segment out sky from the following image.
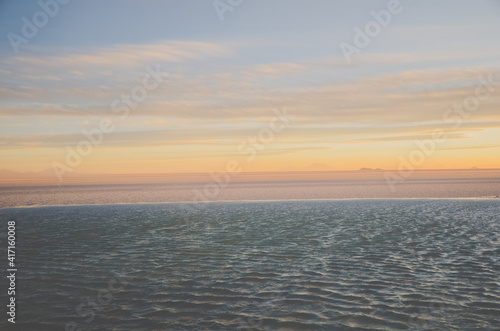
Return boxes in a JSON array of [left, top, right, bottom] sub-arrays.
[[0, 0, 499, 175]]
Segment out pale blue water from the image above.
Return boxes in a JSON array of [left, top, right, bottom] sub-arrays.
[[1, 199, 499, 330]]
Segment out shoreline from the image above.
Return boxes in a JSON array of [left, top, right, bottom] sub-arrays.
[[2, 197, 500, 211]]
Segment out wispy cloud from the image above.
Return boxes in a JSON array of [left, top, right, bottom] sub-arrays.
[[4, 40, 233, 69]]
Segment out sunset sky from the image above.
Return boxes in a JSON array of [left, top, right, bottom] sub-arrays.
[[0, 0, 499, 175]]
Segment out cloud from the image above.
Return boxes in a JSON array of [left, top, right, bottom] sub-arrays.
[[1, 120, 498, 150], [436, 144, 500, 151], [2, 65, 498, 125], [248, 62, 305, 76], [0, 40, 234, 104], [5, 40, 233, 70], [344, 133, 469, 143], [143, 119, 168, 126]]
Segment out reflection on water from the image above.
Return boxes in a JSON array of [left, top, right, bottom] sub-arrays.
[[0, 199, 499, 330], [1, 169, 499, 209]]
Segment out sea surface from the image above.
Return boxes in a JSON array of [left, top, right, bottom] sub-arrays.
[[1, 169, 499, 209], [1, 199, 499, 330]]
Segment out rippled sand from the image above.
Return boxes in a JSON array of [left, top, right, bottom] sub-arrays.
[[1, 199, 499, 330]]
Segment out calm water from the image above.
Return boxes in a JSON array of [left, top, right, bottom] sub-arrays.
[[1, 199, 499, 330]]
